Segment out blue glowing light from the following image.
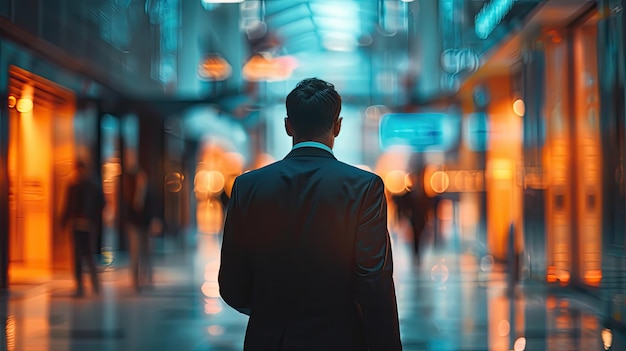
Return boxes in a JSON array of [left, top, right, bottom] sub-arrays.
[[475, 0, 515, 40]]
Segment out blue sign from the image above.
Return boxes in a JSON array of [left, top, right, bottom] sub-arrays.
[[379, 112, 461, 152]]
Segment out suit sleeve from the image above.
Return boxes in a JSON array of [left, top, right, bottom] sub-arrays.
[[354, 176, 402, 350], [218, 178, 252, 315]]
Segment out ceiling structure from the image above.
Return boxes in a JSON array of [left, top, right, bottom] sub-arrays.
[[228, 0, 547, 104], [1, 0, 586, 106]]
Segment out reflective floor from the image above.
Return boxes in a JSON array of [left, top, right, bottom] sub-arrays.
[[1, 229, 623, 351]]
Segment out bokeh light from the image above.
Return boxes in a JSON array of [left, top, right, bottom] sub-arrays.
[[204, 298, 222, 315], [480, 255, 495, 272], [513, 98, 525, 117], [165, 172, 184, 193], [430, 170, 450, 193], [7, 95, 16, 108], [513, 337, 526, 351], [497, 319, 510, 336], [207, 325, 225, 336], [602, 328, 613, 350], [384, 170, 408, 194], [430, 259, 449, 289], [16, 98, 33, 113]]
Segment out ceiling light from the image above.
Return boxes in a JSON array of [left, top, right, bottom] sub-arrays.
[[322, 33, 357, 52]]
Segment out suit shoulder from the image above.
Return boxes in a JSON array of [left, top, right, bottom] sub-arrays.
[[234, 161, 281, 183], [337, 161, 382, 183], [335, 161, 381, 181]]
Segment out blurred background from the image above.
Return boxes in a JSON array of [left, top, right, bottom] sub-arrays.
[[0, 0, 625, 350]]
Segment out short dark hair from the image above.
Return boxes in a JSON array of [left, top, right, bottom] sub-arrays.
[[285, 78, 342, 139]]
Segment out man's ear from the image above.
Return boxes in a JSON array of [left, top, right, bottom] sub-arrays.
[[284, 117, 293, 136], [333, 117, 342, 137]]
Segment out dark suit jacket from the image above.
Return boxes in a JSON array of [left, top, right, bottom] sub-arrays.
[[219, 146, 402, 351]]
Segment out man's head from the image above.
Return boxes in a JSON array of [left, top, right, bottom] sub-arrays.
[[285, 78, 342, 147]]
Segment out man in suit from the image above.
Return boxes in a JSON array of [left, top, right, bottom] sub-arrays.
[[219, 78, 402, 350]]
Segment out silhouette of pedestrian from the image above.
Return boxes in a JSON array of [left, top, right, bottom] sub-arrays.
[[61, 160, 104, 297], [122, 167, 160, 292]]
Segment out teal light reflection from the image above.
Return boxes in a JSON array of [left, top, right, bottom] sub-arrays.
[[475, 0, 515, 39]]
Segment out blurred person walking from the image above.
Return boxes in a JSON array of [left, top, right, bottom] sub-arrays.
[[122, 167, 160, 293], [393, 170, 431, 267], [61, 160, 104, 297], [219, 78, 402, 350]]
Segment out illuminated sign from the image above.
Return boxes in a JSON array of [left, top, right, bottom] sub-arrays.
[[379, 112, 461, 152], [475, 0, 515, 39]]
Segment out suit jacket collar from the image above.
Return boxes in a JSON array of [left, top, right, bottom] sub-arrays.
[[284, 146, 336, 160]]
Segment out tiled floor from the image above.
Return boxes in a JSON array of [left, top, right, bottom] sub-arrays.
[[1, 231, 623, 351]]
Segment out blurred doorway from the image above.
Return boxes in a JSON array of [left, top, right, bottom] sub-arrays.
[[7, 66, 76, 283]]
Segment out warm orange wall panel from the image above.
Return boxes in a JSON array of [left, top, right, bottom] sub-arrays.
[[485, 75, 523, 261]]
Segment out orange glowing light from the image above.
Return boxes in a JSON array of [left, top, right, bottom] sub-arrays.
[[584, 269, 602, 286], [384, 170, 407, 194], [201, 281, 220, 298], [197, 198, 224, 234], [102, 162, 122, 180], [547, 265, 557, 283], [198, 54, 232, 81], [513, 99, 525, 117], [242, 53, 297, 81], [429, 171, 450, 193], [253, 153, 275, 169], [194, 170, 225, 195], [558, 270, 570, 285], [207, 171, 224, 194], [16, 98, 33, 113], [489, 159, 513, 180], [546, 296, 557, 309], [547, 30, 562, 43], [603, 328, 613, 350], [7, 95, 16, 108]]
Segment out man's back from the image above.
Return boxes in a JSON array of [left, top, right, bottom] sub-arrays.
[[219, 146, 401, 350]]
